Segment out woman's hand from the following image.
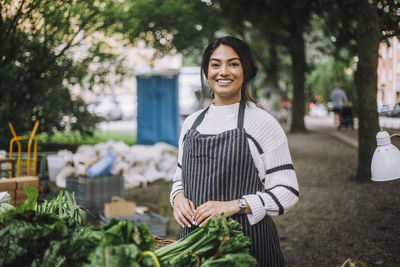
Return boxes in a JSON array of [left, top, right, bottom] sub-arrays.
[[194, 200, 241, 226], [173, 192, 196, 228]]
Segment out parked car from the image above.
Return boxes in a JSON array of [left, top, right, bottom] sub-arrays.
[[378, 104, 393, 117], [390, 102, 400, 117]]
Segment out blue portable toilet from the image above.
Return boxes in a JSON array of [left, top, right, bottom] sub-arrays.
[[136, 69, 180, 146]]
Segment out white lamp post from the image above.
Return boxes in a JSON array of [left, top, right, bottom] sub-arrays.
[[371, 131, 400, 182]]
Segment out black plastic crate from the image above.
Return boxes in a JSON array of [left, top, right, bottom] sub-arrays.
[[66, 175, 124, 216]]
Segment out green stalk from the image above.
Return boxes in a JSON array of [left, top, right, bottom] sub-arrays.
[[155, 228, 205, 258], [58, 193, 63, 217], [65, 191, 75, 210]]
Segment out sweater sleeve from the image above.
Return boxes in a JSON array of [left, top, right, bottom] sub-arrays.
[[242, 141, 299, 225]]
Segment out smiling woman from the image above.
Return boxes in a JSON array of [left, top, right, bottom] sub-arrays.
[[207, 45, 244, 105], [170, 36, 299, 267]]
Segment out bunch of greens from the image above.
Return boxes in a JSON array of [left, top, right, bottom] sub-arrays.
[[40, 218, 157, 267], [155, 215, 258, 267], [36, 190, 83, 227], [0, 184, 158, 267]]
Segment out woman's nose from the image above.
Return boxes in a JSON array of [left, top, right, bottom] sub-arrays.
[[220, 64, 229, 75]]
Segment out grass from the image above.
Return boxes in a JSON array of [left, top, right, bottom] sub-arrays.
[[36, 131, 136, 146]]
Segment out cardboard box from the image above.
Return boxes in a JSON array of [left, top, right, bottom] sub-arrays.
[[6, 190, 15, 199], [1, 176, 39, 207], [15, 176, 39, 190], [11, 198, 27, 207], [0, 176, 38, 190], [15, 188, 28, 199], [0, 178, 17, 191], [104, 196, 136, 218]]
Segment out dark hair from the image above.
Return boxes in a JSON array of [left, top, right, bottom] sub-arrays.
[[200, 36, 257, 102]]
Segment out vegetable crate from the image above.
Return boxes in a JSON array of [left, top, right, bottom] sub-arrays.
[[66, 175, 124, 216]]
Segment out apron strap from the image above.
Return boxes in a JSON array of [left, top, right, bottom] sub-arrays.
[[237, 98, 245, 129], [190, 106, 210, 130]]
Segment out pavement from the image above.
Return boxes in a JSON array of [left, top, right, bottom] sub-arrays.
[[305, 114, 400, 149], [305, 115, 359, 148]]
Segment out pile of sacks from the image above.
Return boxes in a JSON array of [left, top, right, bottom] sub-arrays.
[[51, 140, 178, 189]]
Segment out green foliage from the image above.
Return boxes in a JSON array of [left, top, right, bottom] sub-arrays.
[[119, 0, 219, 58], [0, 0, 126, 150], [306, 57, 356, 106], [35, 131, 136, 151]]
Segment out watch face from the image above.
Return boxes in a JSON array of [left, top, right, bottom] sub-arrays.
[[239, 199, 246, 208]]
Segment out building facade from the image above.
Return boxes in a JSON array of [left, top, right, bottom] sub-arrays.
[[377, 37, 400, 107]]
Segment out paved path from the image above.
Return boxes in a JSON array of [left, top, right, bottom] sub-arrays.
[[305, 115, 400, 149], [305, 115, 358, 148]]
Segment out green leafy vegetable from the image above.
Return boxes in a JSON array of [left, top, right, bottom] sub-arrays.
[[83, 244, 142, 267], [36, 190, 83, 227], [155, 214, 257, 267], [0, 202, 15, 216], [201, 252, 259, 266], [0, 185, 156, 267], [14, 183, 39, 214]]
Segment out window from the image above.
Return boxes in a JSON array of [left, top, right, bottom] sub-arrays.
[[381, 69, 386, 83]]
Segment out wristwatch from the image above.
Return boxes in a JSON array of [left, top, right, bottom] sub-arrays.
[[238, 198, 247, 214]]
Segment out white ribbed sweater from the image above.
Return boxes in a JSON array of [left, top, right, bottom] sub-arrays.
[[170, 102, 299, 225]]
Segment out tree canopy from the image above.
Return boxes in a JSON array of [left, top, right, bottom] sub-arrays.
[[0, 0, 128, 149]]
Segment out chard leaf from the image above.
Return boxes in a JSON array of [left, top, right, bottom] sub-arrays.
[[14, 184, 38, 214], [83, 244, 141, 267]]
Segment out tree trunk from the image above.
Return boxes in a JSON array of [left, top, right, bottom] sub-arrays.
[[289, 26, 306, 132], [267, 44, 279, 88], [355, 1, 380, 180]]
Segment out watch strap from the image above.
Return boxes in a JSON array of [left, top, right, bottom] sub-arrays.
[[238, 198, 247, 214]]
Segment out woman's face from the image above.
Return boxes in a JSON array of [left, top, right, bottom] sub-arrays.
[[207, 45, 244, 105]]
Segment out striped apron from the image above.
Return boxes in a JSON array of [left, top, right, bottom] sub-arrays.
[[180, 99, 285, 267]]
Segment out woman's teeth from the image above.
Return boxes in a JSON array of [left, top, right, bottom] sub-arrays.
[[217, 80, 232, 84]]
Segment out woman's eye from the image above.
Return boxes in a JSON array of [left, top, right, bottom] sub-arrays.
[[211, 63, 220, 68], [230, 62, 240, 67]]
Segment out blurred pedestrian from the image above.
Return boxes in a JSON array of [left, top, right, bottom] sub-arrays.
[[330, 85, 348, 127], [170, 36, 299, 267], [338, 101, 354, 130]]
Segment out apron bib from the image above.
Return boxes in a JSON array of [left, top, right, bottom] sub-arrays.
[[180, 100, 285, 267]]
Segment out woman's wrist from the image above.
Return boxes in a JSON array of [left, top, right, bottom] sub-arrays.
[[233, 198, 251, 215], [173, 192, 185, 206]]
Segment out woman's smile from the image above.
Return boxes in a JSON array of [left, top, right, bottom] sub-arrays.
[[217, 79, 233, 86]]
